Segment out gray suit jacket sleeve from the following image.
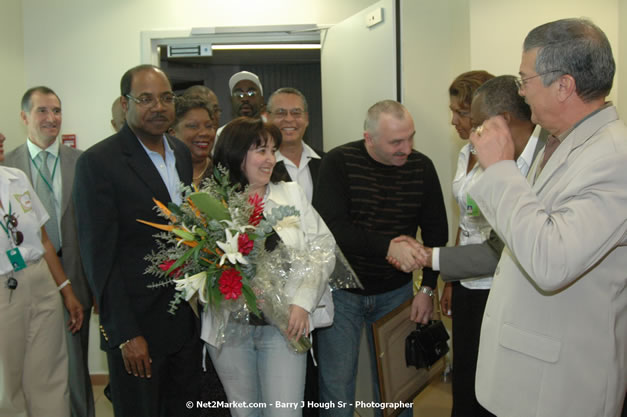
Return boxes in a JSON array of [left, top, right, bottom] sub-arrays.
[[438, 229, 504, 282]]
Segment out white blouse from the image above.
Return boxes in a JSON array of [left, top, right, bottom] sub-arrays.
[[452, 144, 494, 290]]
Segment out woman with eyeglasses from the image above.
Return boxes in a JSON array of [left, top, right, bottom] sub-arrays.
[[169, 96, 217, 188], [0, 132, 83, 416]]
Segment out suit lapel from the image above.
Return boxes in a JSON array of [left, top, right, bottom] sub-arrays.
[[13, 144, 33, 181], [119, 125, 173, 203], [59, 145, 75, 216], [273, 160, 291, 183], [308, 157, 322, 183], [532, 106, 618, 191], [169, 135, 192, 187]]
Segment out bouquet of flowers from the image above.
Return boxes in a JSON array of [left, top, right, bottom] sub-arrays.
[[140, 167, 315, 352]]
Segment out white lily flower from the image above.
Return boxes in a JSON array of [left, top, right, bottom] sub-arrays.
[[174, 271, 208, 304], [216, 229, 249, 266], [221, 217, 255, 234]]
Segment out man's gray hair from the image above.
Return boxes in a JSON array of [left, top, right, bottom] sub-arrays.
[[364, 100, 407, 138], [475, 75, 531, 122], [524, 18, 615, 102], [267, 87, 308, 112], [21, 86, 61, 112]]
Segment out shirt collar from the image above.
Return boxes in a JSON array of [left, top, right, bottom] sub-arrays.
[[275, 142, 321, 166], [517, 125, 540, 170], [0, 166, 20, 185], [27, 138, 60, 160], [557, 102, 613, 142], [136, 135, 173, 157]]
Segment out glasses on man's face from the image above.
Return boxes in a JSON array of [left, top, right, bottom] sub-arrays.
[[232, 90, 258, 99], [269, 108, 305, 119], [4, 214, 23, 246], [126, 93, 176, 107], [515, 70, 563, 90]]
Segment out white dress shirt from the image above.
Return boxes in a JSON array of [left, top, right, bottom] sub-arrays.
[[275, 143, 321, 203]]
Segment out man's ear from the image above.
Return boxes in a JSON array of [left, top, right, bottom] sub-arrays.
[[364, 131, 374, 146], [556, 74, 576, 102], [20, 110, 28, 126], [120, 96, 129, 113], [501, 112, 512, 124]]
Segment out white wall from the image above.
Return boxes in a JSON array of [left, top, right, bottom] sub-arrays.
[[619, 0, 627, 122], [0, 0, 25, 150], [469, 0, 620, 106], [402, 0, 470, 248]]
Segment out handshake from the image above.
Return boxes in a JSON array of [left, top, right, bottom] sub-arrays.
[[386, 235, 434, 273]]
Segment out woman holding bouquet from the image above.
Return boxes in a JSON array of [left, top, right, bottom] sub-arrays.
[[205, 117, 336, 417]]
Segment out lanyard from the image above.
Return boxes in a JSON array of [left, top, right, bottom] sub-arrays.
[[0, 202, 13, 241], [31, 152, 59, 194]]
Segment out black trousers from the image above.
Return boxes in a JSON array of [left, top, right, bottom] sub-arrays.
[[107, 328, 202, 417], [451, 283, 495, 417]]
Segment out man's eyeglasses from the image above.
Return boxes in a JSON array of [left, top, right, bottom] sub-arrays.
[[4, 214, 23, 246], [232, 90, 258, 99], [515, 70, 563, 89], [269, 108, 305, 119], [126, 93, 176, 107]]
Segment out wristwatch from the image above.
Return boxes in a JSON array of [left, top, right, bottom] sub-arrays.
[[418, 286, 434, 297]]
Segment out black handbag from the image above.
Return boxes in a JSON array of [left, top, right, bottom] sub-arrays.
[[405, 320, 450, 369]]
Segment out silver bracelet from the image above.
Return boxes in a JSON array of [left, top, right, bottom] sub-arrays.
[[418, 286, 434, 297], [57, 279, 71, 291]]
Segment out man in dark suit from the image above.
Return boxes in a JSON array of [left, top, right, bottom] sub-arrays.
[[266, 87, 323, 203], [4, 86, 92, 417], [73, 65, 200, 417]]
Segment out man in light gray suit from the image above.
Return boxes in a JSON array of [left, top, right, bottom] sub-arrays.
[[4, 86, 94, 417], [470, 19, 626, 417]]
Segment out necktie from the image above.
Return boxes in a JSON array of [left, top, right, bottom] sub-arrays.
[[35, 151, 60, 252], [539, 135, 561, 171]]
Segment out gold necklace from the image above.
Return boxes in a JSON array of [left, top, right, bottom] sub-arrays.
[[193, 159, 210, 180]]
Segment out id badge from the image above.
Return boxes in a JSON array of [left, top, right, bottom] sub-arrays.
[[6, 248, 27, 272], [466, 194, 480, 217]]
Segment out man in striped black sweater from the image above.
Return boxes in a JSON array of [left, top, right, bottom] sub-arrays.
[[314, 100, 448, 417]]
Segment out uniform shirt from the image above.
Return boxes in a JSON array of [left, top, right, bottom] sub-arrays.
[[0, 166, 49, 275]]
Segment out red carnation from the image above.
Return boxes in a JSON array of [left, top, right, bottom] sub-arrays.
[[159, 259, 183, 277], [238, 233, 254, 255], [248, 193, 264, 226], [219, 268, 243, 300]]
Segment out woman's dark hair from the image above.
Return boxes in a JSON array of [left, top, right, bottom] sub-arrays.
[[173, 95, 213, 126], [213, 117, 283, 189]]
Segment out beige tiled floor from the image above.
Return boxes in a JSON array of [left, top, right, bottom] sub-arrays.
[[93, 378, 451, 417]]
